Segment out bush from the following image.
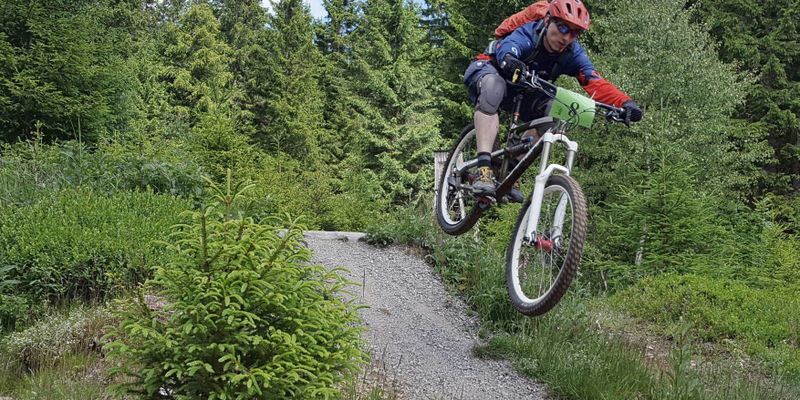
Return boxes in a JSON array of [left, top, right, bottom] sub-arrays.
[[241, 154, 388, 231], [105, 177, 366, 399], [0, 136, 204, 206], [318, 165, 388, 231], [733, 195, 800, 287], [585, 158, 734, 290], [0, 294, 33, 332], [0, 188, 189, 307]]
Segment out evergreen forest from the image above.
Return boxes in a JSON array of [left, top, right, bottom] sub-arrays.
[[0, 0, 798, 398]]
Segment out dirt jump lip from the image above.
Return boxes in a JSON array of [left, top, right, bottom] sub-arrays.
[[302, 230, 367, 241]]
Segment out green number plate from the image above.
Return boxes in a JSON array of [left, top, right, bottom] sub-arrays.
[[549, 87, 596, 128]]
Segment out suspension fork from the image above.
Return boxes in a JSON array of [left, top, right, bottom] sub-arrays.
[[523, 131, 579, 244], [551, 147, 577, 241]]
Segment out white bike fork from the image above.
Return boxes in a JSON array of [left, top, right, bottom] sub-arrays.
[[523, 131, 578, 244]]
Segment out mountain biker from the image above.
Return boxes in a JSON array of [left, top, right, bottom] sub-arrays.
[[464, 0, 643, 201]]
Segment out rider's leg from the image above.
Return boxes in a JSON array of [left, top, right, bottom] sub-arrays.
[[475, 111, 499, 154], [472, 73, 506, 196], [516, 96, 555, 155], [475, 73, 505, 154]]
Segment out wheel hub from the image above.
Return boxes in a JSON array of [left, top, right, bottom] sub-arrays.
[[533, 235, 553, 252]]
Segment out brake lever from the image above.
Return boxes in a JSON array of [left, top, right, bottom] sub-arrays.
[[605, 110, 631, 127]]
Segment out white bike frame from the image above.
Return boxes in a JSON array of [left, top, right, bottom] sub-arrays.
[[523, 129, 578, 244]]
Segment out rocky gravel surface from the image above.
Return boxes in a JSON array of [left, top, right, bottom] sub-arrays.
[[305, 231, 547, 400]]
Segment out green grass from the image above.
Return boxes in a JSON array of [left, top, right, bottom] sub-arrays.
[[0, 353, 108, 400], [484, 296, 798, 400], [613, 274, 800, 379], [339, 353, 402, 400], [477, 297, 656, 399]]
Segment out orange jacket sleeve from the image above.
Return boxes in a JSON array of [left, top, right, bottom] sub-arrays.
[[578, 71, 631, 107]]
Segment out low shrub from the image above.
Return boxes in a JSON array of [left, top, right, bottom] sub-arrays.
[[105, 177, 366, 398], [0, 135, 204, 206], [614, 274, 800, 378], [0, 294, 34, 332], [318, 167, 388, 232], [0, 188, 188, 309], [245, 155, 389, 232]]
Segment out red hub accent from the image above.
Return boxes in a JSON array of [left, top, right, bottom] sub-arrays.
[[534, 237, 553, 252]]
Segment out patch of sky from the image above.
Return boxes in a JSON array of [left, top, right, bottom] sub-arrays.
[[261, 0, 427, 20], [261, 0, 328, 19]]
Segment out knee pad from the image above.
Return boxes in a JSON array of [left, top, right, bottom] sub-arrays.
[[475, 74, 505, 115]]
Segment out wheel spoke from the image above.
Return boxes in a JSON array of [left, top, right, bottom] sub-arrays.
[[436, 128, 484, 235]]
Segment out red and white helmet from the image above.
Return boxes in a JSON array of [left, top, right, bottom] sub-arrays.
[[548, 0, 591, 31]]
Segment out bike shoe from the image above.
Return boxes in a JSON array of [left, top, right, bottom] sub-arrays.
[[472, 166, 496, 197], [505, 180, 524, 203]]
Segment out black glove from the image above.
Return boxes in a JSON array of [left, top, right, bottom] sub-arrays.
[[622, 99, 643, 123], [500, 54, 527, 83]]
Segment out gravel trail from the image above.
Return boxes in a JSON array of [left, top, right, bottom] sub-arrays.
[[305, 231, 547, 400]]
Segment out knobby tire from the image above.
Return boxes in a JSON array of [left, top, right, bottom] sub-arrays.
[[505, 174, 587, 316]]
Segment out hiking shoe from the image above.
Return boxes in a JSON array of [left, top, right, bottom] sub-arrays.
[[506, 179, 524, 203], [472, 166, 496, 197]]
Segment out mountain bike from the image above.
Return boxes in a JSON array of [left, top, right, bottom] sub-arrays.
[[435, 71, 631, 316]]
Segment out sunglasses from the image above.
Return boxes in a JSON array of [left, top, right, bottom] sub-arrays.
[[553, 20, 584, 37]]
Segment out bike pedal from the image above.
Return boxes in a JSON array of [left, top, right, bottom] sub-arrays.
[[476, 196, 496, 210]]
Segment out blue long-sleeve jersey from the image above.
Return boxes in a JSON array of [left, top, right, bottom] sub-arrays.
[[495, 20, 630, 106]]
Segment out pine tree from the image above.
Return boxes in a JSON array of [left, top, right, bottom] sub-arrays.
[[421, 0, 449, 49], [591, 155, 733, 287], [316, 0, 371, 165], [573, 0, 772, 203], [318, 0, 360, 54], [0, 0, 140, 142], [259, 0, 327, 161], [153, 0, 192, 23], [212, 0, 270, 137], [163, 3, 240, 120], [690, 0, 800, 194], [163, 3, 249, 179], [349, 0, 444, 203]]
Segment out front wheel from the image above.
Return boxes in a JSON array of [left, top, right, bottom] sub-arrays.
[[506, 174, 587, 316], [435, 124, 484, 235]]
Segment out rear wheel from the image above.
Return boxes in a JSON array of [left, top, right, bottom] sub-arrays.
[[435, 124, 484, 235], [505, 174, 587, 316]]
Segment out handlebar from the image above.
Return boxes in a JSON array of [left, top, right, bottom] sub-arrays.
[[516, 71, 632, 126]]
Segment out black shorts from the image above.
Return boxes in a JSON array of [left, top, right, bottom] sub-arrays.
[[464, 60, 554, 122]]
